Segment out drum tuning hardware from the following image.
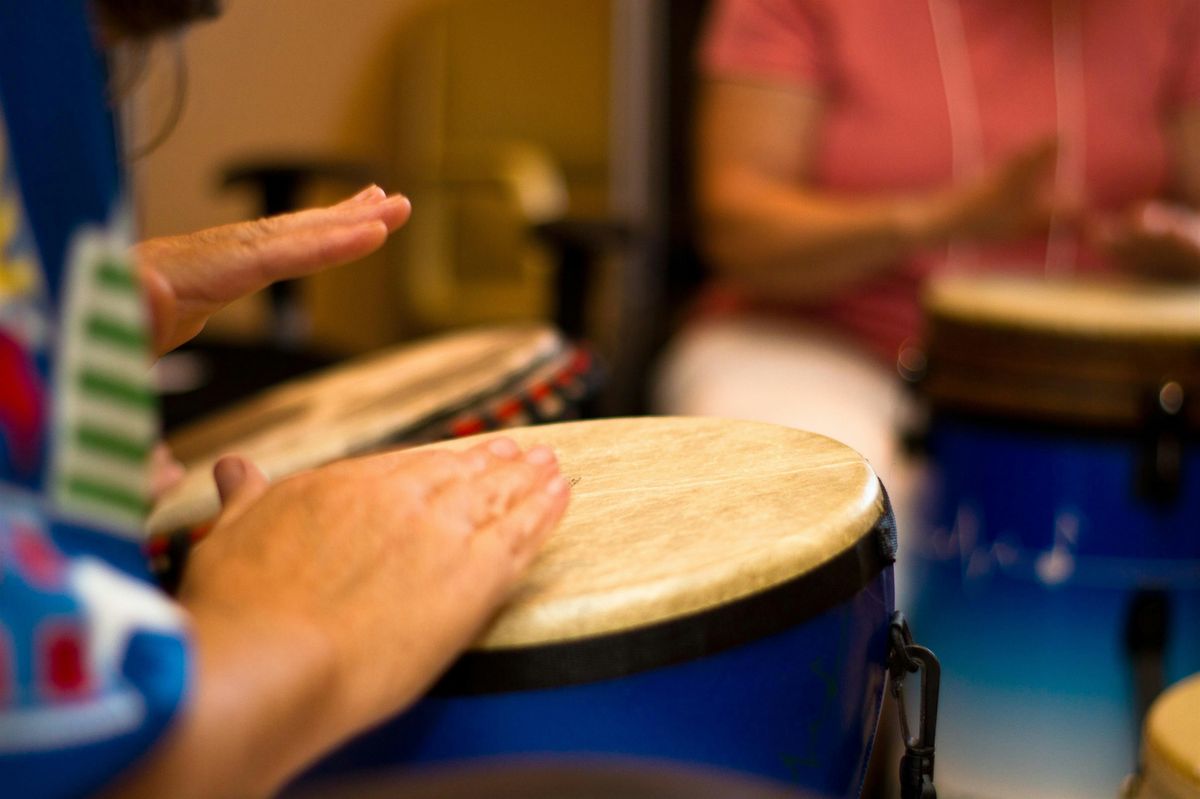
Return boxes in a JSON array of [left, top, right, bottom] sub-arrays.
[[889, 612, 941, 799], [1136, 380, 1187, 506]]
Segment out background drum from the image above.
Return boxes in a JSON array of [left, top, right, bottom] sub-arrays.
[[1125, 673, 1200, 799], [910, 275, 1200, 798], [147, 324, 598, 537], [301, 417, 899, 799]]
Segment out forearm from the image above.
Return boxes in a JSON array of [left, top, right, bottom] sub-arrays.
[[699, 170, 947, 302], [108, 610, 345, 799]]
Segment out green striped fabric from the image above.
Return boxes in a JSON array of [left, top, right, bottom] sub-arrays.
[[52, 227, 156, 538]]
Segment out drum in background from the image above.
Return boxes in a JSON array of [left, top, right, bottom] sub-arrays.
[[1125, 673, 1200, 799], [910, 275, 1200, 798], [147, 324, 598, 536], [303, 417, 899, 799]]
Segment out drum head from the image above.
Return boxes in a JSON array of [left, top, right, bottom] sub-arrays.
[[418, 418, 886, 657], [149, 325, 562, 534], [1141, 674, 1200, 798], [924, 275, 1200, 428], [927, 274, 1200, 339]]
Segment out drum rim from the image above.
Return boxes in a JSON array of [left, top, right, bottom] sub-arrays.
[[432, 512, 894, 696], [924, 274, 1200, 339]]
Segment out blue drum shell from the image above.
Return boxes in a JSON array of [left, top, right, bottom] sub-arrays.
[[307, 545, 897, 799], [910, 414, 1200, 798]]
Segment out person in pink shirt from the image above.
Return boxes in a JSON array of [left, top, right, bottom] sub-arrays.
[[655, 0, 1200, 496]]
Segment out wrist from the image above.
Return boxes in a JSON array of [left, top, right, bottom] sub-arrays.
[[186, 603, 345, 794]]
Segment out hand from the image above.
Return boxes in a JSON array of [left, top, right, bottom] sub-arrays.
[[1092, 201, 1200, 282], [134, 185, 412, 355], [923, 138, 1067, 245], [178, 438, 569, 736]]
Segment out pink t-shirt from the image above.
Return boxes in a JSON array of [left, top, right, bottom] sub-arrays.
[[700, 0, 1200, 363]]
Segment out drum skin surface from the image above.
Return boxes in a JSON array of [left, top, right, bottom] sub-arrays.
[[307, 418, 897, 799], [1136, 674, 1200, 799], [913, 275, 1200, 799], [148, 325, 563, 533]]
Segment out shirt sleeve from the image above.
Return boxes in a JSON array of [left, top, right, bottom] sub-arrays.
[[699, 0, 831, 88], [0, 511, 192, 799]]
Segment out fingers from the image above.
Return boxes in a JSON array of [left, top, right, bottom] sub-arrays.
[[253, 220, 391, 282], [432, 443, 561, 530], [476, 467, 570, 570], [342, 184, 387, 205], [251, 192, 412, 241], [213, 455, 270, 524]]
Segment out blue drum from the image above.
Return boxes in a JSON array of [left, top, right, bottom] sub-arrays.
[[305, 418, 899, 798], [909, 276, 1200, 798]]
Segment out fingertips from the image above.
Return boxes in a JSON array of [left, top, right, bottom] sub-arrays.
[[335, 193, 411, 231], [345, 184, 386, 204], [485, 437, 520, 459], [524, 445, 557, 466], [492, 473, 570, 564], [432, 440, 562, 528], [375, 194, 412, 231], [310, 220, 390, 270]]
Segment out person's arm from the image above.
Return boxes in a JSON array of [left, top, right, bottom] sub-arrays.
[[696, 79, 1062, 302], [109, 440, 570, 799], [1092, 106, 1200, 281], [134, 185, 411, 355]]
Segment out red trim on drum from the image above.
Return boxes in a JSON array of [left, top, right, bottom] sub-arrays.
[[451, 418, 488, 437], [496, 399, 524, 420]]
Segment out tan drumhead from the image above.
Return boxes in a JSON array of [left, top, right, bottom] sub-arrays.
[[923, 275, 1200, 427], [1138, 674, 1200, 799], [927, 274, 1200, 340], [415, 417, 884, 650], [148, 325, 561, 534]]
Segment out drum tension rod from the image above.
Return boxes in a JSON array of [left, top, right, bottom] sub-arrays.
[[889, 612, 941, 799]]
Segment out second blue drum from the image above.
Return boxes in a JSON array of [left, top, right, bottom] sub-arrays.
[[910, 275, 1200, 799]]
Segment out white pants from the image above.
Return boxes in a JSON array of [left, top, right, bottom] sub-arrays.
[[653, 316, 923, 609]]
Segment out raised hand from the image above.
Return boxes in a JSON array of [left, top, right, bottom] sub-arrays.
[[930, 137, 1067, 244], [134, 185, 411, 354], [1092, 201, 1200, 281]]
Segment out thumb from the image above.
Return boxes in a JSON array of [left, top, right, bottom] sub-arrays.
[[137, 261, 178, 356], [213, 455, 269, 522]]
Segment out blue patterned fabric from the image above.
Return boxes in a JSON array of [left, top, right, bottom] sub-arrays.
[[0, 4, 192, 797]]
